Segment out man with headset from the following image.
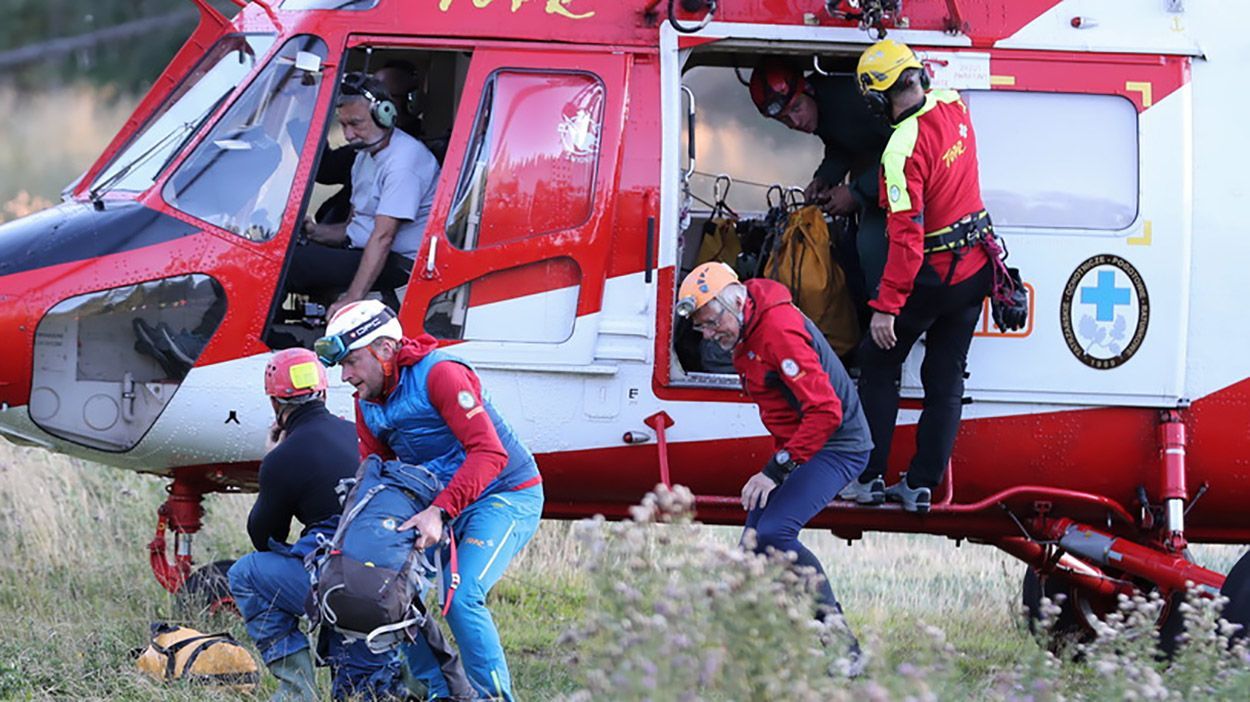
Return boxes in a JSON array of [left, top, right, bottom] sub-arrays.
[[314, 61, 430, 224], [287, 72, 440, 319], [846, 39, 993, 513]]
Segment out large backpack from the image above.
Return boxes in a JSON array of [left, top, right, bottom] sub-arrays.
[[309, 455, 445, 649], [308, 455, 474, 698], [765, 205, 860, 356]]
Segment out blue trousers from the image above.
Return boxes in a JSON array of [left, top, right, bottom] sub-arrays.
[[228, 544, 421, 700], [406, 484, 544, 702], [743, 448, 869, 618]]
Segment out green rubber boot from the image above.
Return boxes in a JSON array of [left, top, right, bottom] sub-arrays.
[[268, 649, 317, 702]]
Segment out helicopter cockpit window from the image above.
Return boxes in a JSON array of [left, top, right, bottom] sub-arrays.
[[29, 275, 226, 453], [164, 36, 329, 242], [281, 0, 378, 8], [89, 34, 276, 197], [445, 71, 604, 250]]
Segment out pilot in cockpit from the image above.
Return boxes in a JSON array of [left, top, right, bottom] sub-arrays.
[[285, 73, 440, 320]]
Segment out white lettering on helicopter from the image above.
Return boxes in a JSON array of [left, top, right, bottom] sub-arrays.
[[437, 0, 595, 20]]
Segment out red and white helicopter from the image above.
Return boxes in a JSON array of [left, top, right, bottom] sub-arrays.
[[1, 0, 1247, 642]]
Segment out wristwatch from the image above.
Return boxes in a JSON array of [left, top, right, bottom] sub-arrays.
[[762, 449, 799, 484]]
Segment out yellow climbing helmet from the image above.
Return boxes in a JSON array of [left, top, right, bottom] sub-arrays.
[[856, 38, 924, 95]]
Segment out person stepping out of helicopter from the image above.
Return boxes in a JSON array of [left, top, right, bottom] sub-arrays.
[[845, 39, 994, 513], [676, 261, 873, 674]]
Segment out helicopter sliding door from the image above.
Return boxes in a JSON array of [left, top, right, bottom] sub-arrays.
[[403, 47, 628, 368], [918, 50, 1194, 409]]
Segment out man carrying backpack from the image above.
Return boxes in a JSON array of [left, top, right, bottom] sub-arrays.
[[315, 300, 544, 702], [749, 56, 892, 295], [227, 349, 443, 701]]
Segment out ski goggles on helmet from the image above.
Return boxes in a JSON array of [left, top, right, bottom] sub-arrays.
[[314, 307, 397, 366]]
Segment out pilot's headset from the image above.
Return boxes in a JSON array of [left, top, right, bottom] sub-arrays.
[[341, 72, 398, 130]]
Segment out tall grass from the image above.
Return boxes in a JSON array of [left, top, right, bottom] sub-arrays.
[[4, 441, 1245, 700]]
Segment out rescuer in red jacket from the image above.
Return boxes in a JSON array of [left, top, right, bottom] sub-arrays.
[[841, 39, 993, 513], [677, 262, 873, 672]]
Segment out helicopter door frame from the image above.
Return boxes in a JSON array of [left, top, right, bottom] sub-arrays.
[[390, 41, 629, 371], [654, 24, 1195, 409]]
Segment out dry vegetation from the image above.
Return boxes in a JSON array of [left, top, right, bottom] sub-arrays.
[[0, 85, 139, 207], [2, 441, 1247, 700]]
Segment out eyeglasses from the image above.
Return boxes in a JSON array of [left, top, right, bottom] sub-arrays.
[[691, 306, 727, 333]]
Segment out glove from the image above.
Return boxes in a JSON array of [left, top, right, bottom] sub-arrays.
[[761, 450, 800, 485], [991, 267, 1029, 332]]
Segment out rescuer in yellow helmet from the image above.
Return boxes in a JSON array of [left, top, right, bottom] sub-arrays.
[[846, 39, 995, 513]]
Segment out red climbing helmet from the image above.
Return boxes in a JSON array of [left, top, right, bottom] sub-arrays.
[[749, 57, 807, 119]]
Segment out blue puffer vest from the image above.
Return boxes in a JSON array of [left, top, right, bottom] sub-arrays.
[[357, 350, 538, 498]]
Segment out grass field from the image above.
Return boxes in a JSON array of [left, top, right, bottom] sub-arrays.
[[1, 442, 1246, 700]]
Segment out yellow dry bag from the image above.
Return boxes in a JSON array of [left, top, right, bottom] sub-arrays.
[[135, 622, 259, 692], [765, 205, 860, 355]]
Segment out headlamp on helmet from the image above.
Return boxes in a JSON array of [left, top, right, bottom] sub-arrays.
[[264, 348, 328, 399]]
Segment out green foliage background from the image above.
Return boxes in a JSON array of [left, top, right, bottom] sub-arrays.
[[1, 0, 236, 92]]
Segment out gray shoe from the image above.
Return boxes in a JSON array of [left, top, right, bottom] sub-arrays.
[[268, 649, 317, 702], [884, 477, 931, 513], [838, 477, 885, 505]]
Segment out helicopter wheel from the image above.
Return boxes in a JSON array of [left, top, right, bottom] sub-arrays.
[[176, 559, 238, 617], [1220, 549, 1250, 645], [1022, 567, 1112, 653], [1023, 567, 1185, 658]]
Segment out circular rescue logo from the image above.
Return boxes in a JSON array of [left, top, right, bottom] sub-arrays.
[[1059, 254, 1150, 370]]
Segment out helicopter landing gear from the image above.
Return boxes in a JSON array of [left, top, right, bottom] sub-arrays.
[[148, 474, 208, 593], [177, 559, 238, 616]]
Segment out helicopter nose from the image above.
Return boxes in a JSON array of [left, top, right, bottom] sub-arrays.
[[0, 199, 217, 452]]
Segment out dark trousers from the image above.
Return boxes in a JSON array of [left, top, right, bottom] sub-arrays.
[[285, 242, 414, 309], [857, 262, 992, 489], [743, 448, 869, 619]]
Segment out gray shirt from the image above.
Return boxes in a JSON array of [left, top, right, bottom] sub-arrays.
[[347, 129, 440, 258]]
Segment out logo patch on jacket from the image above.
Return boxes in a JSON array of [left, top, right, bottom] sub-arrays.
[[780, 359, 800, 377], [457, 390, 476, 409]]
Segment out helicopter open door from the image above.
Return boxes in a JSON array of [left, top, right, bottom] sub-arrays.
[[920, 50, 1195, 409], [402, 47, 629, 369]]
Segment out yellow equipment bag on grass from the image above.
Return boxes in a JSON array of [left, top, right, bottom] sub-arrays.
[[135, 622, 259, 692], [696, 216, 741, 268], [765, 205, 860, 356]]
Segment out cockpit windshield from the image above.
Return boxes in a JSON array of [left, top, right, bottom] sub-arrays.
[[89, 34, 276, 197], [164, 36, 329, 242]]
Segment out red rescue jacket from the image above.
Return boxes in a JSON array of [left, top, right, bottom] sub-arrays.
[[732, 279, 873, 463], [873, 89, 990, 315]]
